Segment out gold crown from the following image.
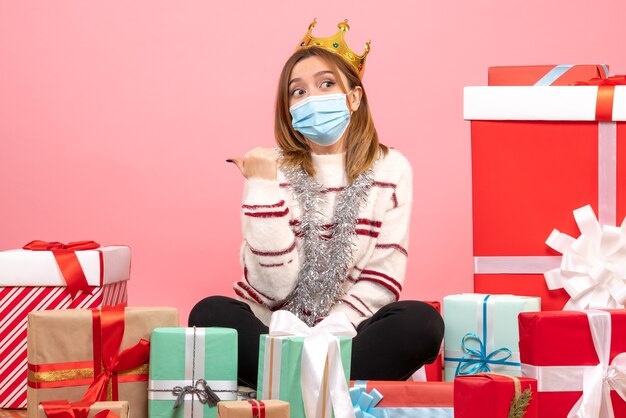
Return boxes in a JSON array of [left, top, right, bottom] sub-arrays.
[[296, 19, 371, 78]]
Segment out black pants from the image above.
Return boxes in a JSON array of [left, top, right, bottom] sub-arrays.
[[188, 296, 444, 388]]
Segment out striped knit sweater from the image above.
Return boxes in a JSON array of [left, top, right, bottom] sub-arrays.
[[234, 147, 413, 327]]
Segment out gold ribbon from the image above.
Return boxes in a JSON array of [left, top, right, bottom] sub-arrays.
[[488, 372, 522, 402], [28, 364, 149, 387]]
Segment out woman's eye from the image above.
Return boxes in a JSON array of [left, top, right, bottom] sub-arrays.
[[291, 88, 305, 97], [321, 80, 335, 88]]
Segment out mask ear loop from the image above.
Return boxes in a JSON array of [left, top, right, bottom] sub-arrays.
[[346, 88, 356, 115]]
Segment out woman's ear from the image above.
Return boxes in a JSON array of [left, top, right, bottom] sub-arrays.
[[348, 86, 363, 112]]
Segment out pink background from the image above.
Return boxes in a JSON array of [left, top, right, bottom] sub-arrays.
[[1, 1, 625, 324]]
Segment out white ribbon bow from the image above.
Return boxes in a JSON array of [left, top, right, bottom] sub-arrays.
[[544, 205, 626, 310], [269, 310, 357, 418], [568, 311, 626, 418]]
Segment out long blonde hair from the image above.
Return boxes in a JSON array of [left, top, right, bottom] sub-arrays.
[[274, 47, 388, 183]]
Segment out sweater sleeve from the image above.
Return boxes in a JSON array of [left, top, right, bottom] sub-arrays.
[[236, 178, 301, 307], [328, 158, 413, 326]]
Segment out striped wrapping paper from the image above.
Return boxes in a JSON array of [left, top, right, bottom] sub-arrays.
[[0, 245, 130, 409], [0, 281, 128, 408]]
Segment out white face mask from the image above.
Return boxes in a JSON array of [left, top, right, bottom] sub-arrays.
[[289, 91, 353, 146]]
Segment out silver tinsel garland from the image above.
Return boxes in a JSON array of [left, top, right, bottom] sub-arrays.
[[278, 152, 374, 325]]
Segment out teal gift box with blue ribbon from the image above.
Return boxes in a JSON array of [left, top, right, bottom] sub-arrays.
[[443, 294, 540, 381], [148, 327, 238, 418]]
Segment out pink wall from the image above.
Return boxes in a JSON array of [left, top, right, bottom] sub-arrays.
[[2, 1, 625, 324]]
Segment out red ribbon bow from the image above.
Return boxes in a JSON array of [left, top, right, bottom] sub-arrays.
[[81, 305, 151, 403], [573, 75, 626, 121], [248, 400, 266, 418], [41, 400, 119, 418], [573, 75, 626, 86], [23, 240, 101, 299]]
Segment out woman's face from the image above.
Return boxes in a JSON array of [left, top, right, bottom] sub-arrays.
[[288, 56, 355, 108]]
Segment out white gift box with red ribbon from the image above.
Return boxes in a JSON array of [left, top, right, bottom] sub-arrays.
[[0, 242, 130, 408]]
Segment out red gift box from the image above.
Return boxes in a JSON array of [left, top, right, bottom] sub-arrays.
[[410, 301, 443, 382], [350, 380, 453, 407], [465, 77, 626, 310], [488, 64, 608, 86], [454, 373, 537, 418], [350, 381, 453, 417], [519, 310, 626, 417], [0, 243, 130, 409], [38, 400, 129, 418]]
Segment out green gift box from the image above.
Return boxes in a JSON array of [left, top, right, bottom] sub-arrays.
[[443, 293, 540, 381], [149, 327, 238, 418], [257, 334, 352, 418]]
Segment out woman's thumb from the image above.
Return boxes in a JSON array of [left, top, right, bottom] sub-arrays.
[[226, 157, 245, 176]]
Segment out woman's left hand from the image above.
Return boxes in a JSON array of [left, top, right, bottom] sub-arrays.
[[227, 147, 280, 180]]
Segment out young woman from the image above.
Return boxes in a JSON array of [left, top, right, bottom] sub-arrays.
[[189, 20, 444, 389]]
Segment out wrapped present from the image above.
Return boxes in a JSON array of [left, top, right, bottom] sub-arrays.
[[488, 64, 608, 86], [148, 327, 238, 418], [0, 241, 130, 409], [217, 400, 289, 417], [409, 302, 443, 382], [27, 305, 179, 418], [0, 412, 26, 418], [257, 311, 354, 418], [443, 294, 540, 381], [38, 400, 129, 418], [454, 373, 537, 418], [519, 309, 626, 417], [350, 380, 453, 417], [465, 75, 626, 310], [424, 302, 443, 382]]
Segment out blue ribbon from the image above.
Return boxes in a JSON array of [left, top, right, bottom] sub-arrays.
[[444, 294, 521, 376], [534, 64, 574, 86], [351, 381, 384, 418], [534, 64, 610, 86], [364, 408, 453, 418], [453, 333, 517, 376]]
